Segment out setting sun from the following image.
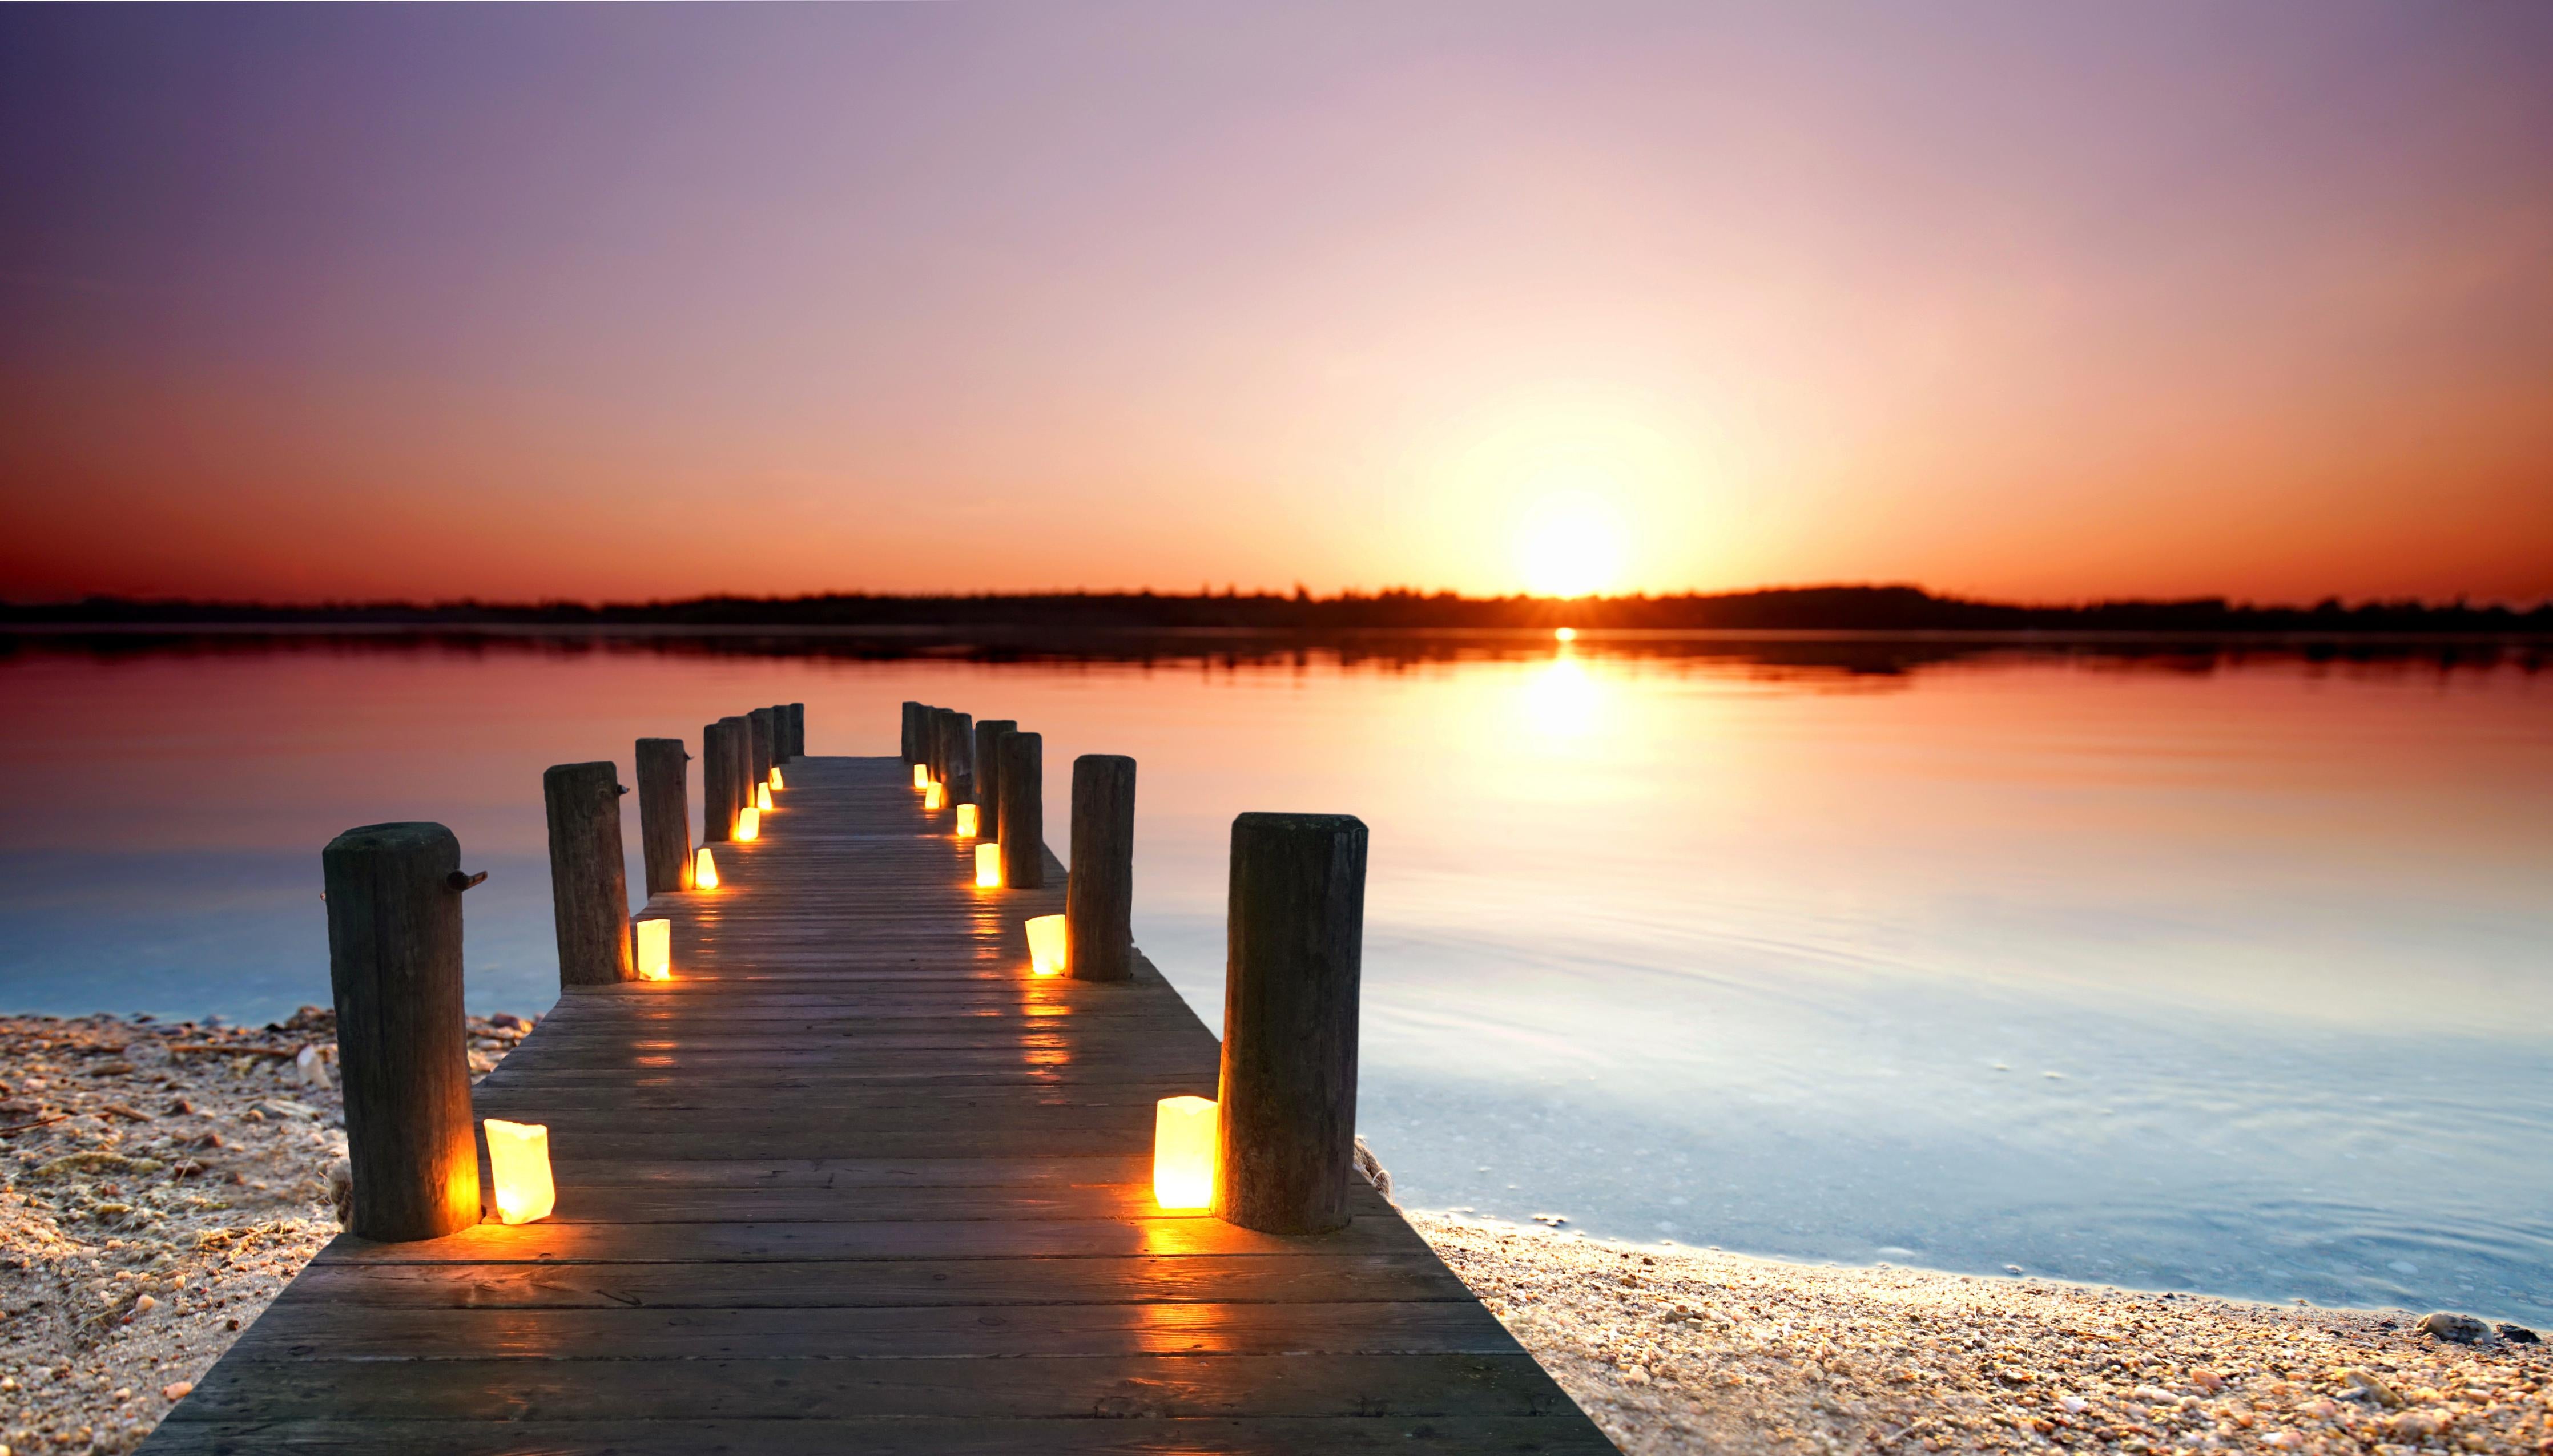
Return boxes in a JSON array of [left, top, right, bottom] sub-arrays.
[[1516, 495, 1628, 598]]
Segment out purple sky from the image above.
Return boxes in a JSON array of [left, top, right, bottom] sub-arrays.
[[5, 2, 2550, 603]]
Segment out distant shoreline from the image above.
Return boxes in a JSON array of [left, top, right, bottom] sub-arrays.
[[5, 583, 2547, 639]]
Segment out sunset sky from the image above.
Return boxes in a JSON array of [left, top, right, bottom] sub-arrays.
[[3, 2, 2549, 606]]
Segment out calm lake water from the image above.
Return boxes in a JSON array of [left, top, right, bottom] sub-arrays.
[[3, 632, 2548, 1326]]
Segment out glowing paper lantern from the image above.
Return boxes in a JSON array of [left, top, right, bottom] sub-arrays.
[[770, 767, 784, 791], [482, 1118, 555, 1225], [693, 846, 719, 890], [1026, 913, 1067, 977], [1153, 1096, 1217, 1210], [756, 783, 774, 812], [955, 802, 979, 838], [735, 806, 760, 841], [913, 764, 929, 789], [975, 841, 1002, 888], [634, 918, 671, 981], [923, 782, 944, 811]]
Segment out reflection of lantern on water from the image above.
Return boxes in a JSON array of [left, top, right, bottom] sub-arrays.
[[735, 806, 760, 841], [923, 782, 944, 811], [692, 847, 719, 890], [770, 767, 784, 790], [1026, 913, 1067, 977], [483, 1119, 556, 1225], [955, 803, 979, 838], [756, 783, 774, 812], [912, 764, 929, 789], [634, 918, 671, 981], [975, 842, 1002, 888], [1153, 1096, 1217, 1210]]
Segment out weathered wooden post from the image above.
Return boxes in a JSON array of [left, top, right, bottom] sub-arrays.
[[1067, 755, 1137, 982], [1214, 812, 1367, 1234], [974, 720, 1017, 839], [997, 730, 1044, 888], [545, 761, 635, 987], [924, 707, 948, 785], [701, 720, 737, 842], [787, 702, 805, 760], [635, 738, 693, 893], [716, 714, 752, 833], [323, 822, 482, 1241], [940, 710, 976, 808], [747, 708, 776, 793], [901, 701, 923, 765]]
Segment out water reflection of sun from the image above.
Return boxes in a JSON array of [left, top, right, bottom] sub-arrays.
[[1520, 648, 1604, 740]]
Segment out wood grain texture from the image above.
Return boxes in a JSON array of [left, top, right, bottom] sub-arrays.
[[998, 731, 1045, 889], [145, 758, 1605, 1454], [975, 719, 1017, 841], [748, 707, 776, 789], [1217, 813, 1367, 1235], [542, 762, 635, 989], [320, 822, 480, 1242], [1068, 753, 1138, 981], [635, 737, 692, 895]]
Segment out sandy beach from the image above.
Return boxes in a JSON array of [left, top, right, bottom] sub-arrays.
[[3, 1011, 2544, 1455], [1414, 1212, 2549, 1455], [0, 1010, 529, 1455]]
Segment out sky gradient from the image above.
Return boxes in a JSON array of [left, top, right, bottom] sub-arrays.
[[4, 2, 2550, 605]]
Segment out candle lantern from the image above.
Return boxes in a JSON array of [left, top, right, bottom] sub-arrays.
[[735, 806, 760, 841], [1153, 1096, 1217, 1210], [955, 802, 979, 838], [975, 841, 1002, 888], [1026, 913, 1067, 977], [482, 1118, 556, 1225], [923, 781, 944, 811], [634, 918, 672, 981], [770, 767, 785, 791], [693, 846, 719, 890], [756, 783, 774, 812], [913, 764, 929, 789]]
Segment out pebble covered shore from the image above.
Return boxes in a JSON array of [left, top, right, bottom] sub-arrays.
[[0, 1010, 531, 1455], [1412, 1212, 2551, 1455], [6, 1011, 2546, 1455]]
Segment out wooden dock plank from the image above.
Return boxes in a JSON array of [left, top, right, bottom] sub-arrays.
[[144, 755, 1610, 1453]]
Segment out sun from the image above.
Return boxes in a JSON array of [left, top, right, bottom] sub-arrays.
[[1516, 493, 1628, 598]]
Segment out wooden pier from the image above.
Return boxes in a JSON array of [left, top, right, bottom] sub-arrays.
[[146, 749, 1612, 1453]]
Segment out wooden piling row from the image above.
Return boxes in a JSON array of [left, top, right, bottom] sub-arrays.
[[325, 691, 1372, 1253]]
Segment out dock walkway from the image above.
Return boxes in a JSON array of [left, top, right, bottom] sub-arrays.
[[149, 755, 1613, 1453]]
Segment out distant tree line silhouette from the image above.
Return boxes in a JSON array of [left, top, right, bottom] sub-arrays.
[[4, 585, 2545, 634]]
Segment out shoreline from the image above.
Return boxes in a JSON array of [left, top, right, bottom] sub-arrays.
[[1410, 1210, 2548, 1454], [3, 1011, 2543, 1454]]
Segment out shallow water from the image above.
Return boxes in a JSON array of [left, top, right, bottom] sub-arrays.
[[3, 632, 2547, 1325]]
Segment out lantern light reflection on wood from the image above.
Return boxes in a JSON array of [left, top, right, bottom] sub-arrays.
[[975, 841, 1002, 888], [692, 846, 719, 889], [1154, 1096, 1217, 1209], [923, 782, 944, 812], [756, 784, 774, 812], [735, 806, 760, 841], [634, 919, 671, 981], [912, 764, 929, 789], [955, 802, 979, 838], [482, 1118, 556, 1225], [1026, 913, 1067, 977]]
